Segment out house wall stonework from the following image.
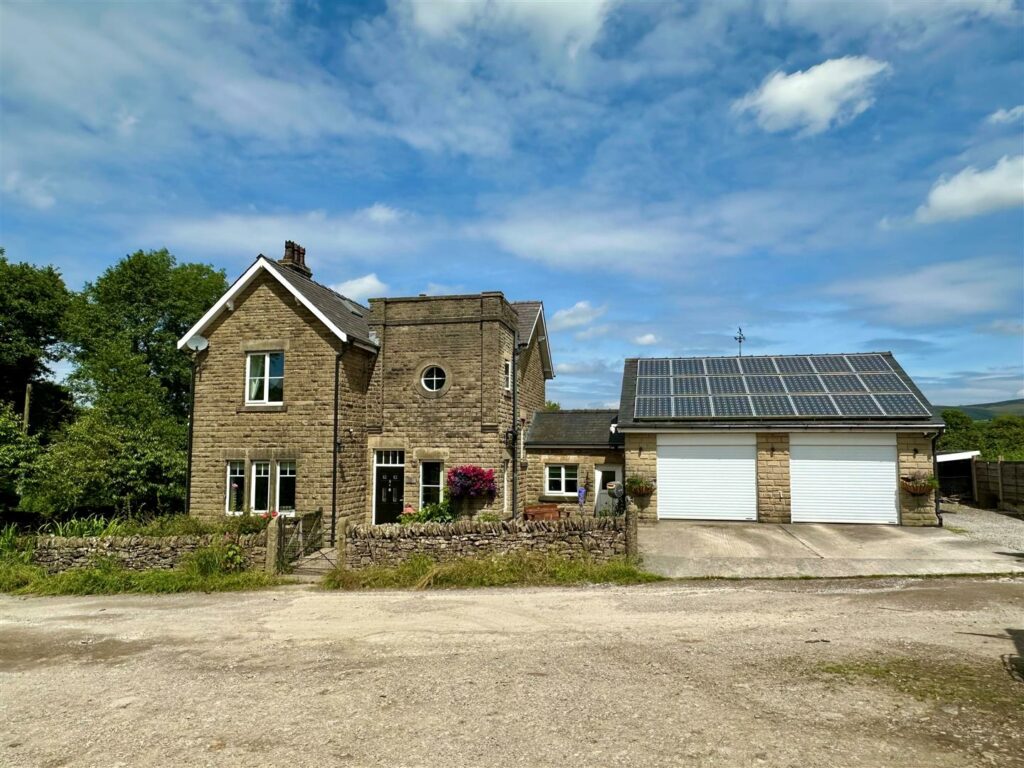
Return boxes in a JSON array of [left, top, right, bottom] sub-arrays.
[[624, 434, 658, 523], [365, 294, 520, 521], [523, 449, 623, 511], [188, 273, 372, 530], [756, 433, 791, 524], [897, 433, 939, 526]]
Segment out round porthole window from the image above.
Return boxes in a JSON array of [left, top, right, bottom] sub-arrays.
[[421, 365, 447, 393]]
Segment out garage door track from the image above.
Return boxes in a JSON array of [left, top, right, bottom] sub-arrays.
[[639, 519, 1024, 578]]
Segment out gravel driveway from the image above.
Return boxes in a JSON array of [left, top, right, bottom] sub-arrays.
[[2, 578, 1022, 768], [942, 501, 1024, 553]]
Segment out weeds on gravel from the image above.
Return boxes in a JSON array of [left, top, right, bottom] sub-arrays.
[[322, 552, 663, 590], [817, 657, 1023, 716], [0, 546, 282, 596]]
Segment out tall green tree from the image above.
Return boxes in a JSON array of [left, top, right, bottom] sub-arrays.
[[0, 249, 73, 436]]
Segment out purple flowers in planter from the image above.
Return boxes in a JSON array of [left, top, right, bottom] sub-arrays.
[[446, 465, 497, 500]]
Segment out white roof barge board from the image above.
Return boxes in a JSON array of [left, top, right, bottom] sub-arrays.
[[177, 256, 377, 352]]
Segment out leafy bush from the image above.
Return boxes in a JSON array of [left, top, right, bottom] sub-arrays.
[[0, 523, 32, 563], [446, 466, 497, 501], [475, 512, 503, 523], [400, 498, 458, 524], [322, 552, 662, 590], [625, 474, 655, 496]]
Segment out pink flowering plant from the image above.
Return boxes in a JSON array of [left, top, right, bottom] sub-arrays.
[[446, 465, 497, 501]]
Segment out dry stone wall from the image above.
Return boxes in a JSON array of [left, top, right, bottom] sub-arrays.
[[344, 518, 625, 569], [31, 532, 267, 573]]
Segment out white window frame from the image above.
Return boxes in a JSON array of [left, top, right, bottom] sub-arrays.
[[275, 460, 296, 516], [251, 461, 271, 513], [246, 351, 284, 405], [420, 366, 446, 393], [225, 460, 245, 515], [545, 464, 579, 496], [503, 359, 512, 392], [419, 461, 444, 508]]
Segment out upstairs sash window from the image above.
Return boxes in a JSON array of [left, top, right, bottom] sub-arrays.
[[246, 352, 284, 404]]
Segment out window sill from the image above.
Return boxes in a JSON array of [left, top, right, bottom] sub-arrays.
[[540, 494, 578, 502], [237, 404, 287, 413]]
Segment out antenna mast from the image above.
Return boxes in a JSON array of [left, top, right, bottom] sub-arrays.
[[734, 327, 746, 356]]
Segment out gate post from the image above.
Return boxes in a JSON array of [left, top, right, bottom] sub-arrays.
[[265, 515, 282, 574], [335, 517, 348, 569], [625, 502, 638, 559]]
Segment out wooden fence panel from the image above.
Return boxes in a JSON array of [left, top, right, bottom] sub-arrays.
[[973, 461, 1024, 511]]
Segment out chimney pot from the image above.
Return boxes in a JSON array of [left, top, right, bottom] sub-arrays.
[[279, 240, 312, 278]]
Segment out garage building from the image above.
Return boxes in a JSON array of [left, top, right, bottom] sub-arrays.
[[616, 353, 944, 526]]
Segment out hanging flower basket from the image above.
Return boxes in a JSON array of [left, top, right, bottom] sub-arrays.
[[900, 476, 936, 496], [625, 475, 655, 497]]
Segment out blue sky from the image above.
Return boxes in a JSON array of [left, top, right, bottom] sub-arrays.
[[1, 1, 1022, 408]]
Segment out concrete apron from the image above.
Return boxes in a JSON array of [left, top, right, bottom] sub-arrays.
[[639, 521, 1024, 579]]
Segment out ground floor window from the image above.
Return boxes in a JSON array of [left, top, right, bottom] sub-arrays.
[[546, 464, 578, 496], [226, 461, 245, 513], [251, 461, 270, 512], [420, 461, 443, 507], [277, 461, 296, 514]]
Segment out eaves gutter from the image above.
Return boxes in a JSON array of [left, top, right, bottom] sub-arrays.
[[617, 422, 945, 433]]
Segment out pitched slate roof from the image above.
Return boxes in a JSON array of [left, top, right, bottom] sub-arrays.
[[617, 352, 944, 431], [268, 259, 373, 346], [178, 256, 377, 350], [511, 301, 542, 345], [526, 409, 623, 448]]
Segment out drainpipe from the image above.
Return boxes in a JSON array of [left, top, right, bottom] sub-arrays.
[[330, 345, 346, 546], [511, 333, 519, 520], [185, 355, 197, 515]]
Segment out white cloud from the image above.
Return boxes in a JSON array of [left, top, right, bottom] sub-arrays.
[[357, 203, 405, 224], [978, 319, 1024, 336], [550, 300, 607, 331], [575, 324, 612, 341], [830, 257, 1021, 326], [141, 207, 442, 261], [914, 155, 1024, 223], [2, 171, 56, 209], [634, 333, 658, 345], [987, 105, 1024, 124], [331, 273, 388, 303], [406, 0, 615, 59], [734, 56, 890, 136]]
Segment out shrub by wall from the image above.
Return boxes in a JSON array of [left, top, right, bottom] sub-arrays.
[[344, 517, 626, 569], [31, 531, 267, 573]]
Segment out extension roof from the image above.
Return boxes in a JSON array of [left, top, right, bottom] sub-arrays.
[[526, 409, 623, 449]]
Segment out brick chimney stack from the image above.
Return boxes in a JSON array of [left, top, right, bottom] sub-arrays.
[[279, 240, 312, 278]]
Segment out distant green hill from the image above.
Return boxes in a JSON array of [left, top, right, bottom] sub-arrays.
[[935, 399, 1024, 420]]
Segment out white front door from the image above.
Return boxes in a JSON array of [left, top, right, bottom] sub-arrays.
[[790, 433, 898, 524], [594, 464, 622, 515], [656, 433, 757, 521]]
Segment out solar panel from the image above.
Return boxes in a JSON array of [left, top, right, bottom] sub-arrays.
[[673, 396, 712, 417], [633, 355, 933, 421], [672, 358, 704, 376], [634, 396, 671, 418], [673, 377, 707, 395], [822, 374, 866, 393], [638, 359, 671, 376], [712, 396, 753, 417], [861, 373, 909, 393], [739, 357, 777, 374], [637, 377, 671, 396], [709, 376, 746, 394], [810, 355, 852, 373], [792, 395, 839, 416], [783, 375, 825, 393], [874, 393, 931, 416], [706, 358, 741, 375], [833, 394, 883, 416], [746, 375, 786, 394], [751, 395, 795, 417], [775, 356, 815, 374], [849, 354, 891, 372]]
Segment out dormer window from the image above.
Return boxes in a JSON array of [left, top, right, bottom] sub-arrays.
[[246, 352, 284, 404]]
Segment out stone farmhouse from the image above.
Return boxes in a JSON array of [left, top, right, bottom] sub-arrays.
[[178, 242, 943, 540]]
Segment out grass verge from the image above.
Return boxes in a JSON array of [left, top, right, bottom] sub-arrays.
[[322, 552, 663, 590], [0, 547, 283, 596]]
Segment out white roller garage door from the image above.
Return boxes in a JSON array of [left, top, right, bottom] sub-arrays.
[[791, 433, 898, 524], [656, 433, 757, 521]]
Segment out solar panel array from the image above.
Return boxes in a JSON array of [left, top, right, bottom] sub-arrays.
[[633, 354, 933, 420]]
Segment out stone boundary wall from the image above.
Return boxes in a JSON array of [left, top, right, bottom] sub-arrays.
[[31, 532, 268, 573], [343, 517, 627, 569]]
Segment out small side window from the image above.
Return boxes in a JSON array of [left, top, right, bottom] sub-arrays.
[[251, 461, 271, 512], [503, 360, 512, 392], [277, 461, 296, 514], [226, 461, 245, 514]]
